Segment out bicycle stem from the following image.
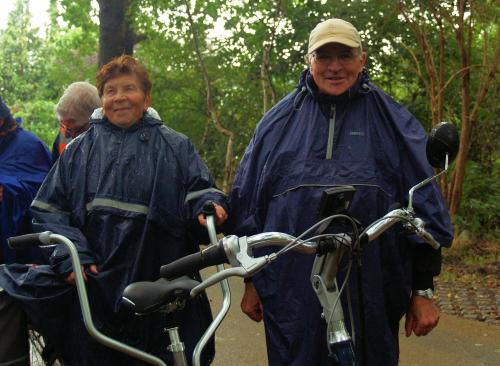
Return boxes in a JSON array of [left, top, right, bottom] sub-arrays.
[[408, 153, 449, 212], [192, 214, 232, 366]]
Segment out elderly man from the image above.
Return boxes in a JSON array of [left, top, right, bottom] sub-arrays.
[[227, 18, 453, 365], [0, 56, 228, 366], [51, 81, 102, 162]]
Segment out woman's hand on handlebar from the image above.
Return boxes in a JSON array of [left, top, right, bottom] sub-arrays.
[[65, 264, 99, 286], [197, 202, 228, 227], [241, 282, 264, 322]]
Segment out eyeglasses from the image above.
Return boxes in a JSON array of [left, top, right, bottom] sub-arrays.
[[311, 50, 358, 66], [60, 121, 88, 138]]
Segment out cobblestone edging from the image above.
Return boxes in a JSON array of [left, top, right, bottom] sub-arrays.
[[434, 280, 500, 325]]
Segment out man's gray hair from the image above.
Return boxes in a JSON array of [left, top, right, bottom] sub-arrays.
[[55, 82, 101, 127]]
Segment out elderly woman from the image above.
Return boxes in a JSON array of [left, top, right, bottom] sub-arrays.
[[51, 81, 101, 162], [0, 56, 228, 366]]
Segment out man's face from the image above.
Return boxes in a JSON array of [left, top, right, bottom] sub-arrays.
[[59, 116, 88, 138], [309, 43, 366, 96], [102, 74, 151, 128]]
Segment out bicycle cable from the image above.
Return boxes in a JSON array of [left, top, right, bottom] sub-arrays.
[[278, 214, 358, 256]]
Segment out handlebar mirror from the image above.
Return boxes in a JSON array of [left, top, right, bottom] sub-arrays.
[[426, 122, 459, 169]]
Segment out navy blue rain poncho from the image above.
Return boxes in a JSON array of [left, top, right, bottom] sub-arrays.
[[227, 70, 453, 366], [0, 112, 228, 365], [0, 119, 52, 264]]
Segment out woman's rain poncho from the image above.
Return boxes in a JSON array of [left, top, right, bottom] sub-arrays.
[[0, 112, 228, 365]]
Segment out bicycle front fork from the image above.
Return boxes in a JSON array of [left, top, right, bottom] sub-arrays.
[[329, 340, 357, 366]]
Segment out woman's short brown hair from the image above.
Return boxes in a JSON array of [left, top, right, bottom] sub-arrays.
[[96, 55, 152, 97]]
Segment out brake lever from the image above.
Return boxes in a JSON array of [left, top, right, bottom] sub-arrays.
[[190, 246, 278, 297], [412, 218, 440, 249]]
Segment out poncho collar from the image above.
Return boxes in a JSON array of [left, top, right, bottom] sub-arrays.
[[91, 113, 163, 131]]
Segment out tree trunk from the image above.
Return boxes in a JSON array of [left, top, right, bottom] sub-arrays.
[[97, 0, 134, 68], [449, 22, 500, 214], [260, 4, 281, 115], [261, 47, 270, 114], [183, 0, 236, 193], [447, 0, 470, 216]]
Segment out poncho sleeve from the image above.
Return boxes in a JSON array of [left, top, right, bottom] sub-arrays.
[[182, 138, 228, 217], [225, 93, 297, 237], [390, 104, 454, 288], [31, 157, 95, 275]]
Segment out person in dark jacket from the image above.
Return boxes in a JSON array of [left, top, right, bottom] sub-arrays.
[[51, 81, 101, 162], [0, 56, 228, 366], [226, 18, 453, 366], [0, 96, 52, 366]]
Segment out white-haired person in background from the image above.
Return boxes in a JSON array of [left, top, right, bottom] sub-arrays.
[[52, 81, 101, 162]]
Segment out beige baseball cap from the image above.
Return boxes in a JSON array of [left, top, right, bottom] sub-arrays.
[[308, 18, 362, 54]]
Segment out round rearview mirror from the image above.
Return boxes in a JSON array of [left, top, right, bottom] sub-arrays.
[[426, 122, 459, 169]]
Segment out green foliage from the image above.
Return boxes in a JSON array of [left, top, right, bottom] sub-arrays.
[[0, 0, 46, 101], [0, 0, 498, 240], [454, 159, 500, 240], [14, 99, 58, 146], [0, 0, 98, 148]]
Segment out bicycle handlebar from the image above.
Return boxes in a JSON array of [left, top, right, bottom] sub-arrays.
[[7, 231, 167, 366], [415, 226, 440, 249], [363, 209, 441, 249]]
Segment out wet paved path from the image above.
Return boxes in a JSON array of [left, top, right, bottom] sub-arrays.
[[205, 268, 500, 366]]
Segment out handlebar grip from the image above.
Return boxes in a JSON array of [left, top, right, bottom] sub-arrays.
[[160, 242, 228, 279], [7, 231, 52, 249], [202, 202, 216, 216], [418, 230, 441, 250]]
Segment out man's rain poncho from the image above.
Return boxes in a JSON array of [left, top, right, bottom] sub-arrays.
[[227, 70, 453, 365], [0, 112, 228, 365], [0, 119, 52, 264]]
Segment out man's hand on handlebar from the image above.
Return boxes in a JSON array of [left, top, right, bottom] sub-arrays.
[[241, 282, 264, 322], [404, 295, 440, 337], [65, 264, 99, 286], [197, 202, 228, 227]]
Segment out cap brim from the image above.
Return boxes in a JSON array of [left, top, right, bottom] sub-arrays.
[[308, 36, 360, 54]]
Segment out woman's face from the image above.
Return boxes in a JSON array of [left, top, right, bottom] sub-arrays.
[[101, 74, 151, 128]]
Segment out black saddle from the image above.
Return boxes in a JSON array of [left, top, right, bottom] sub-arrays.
[[122, 277, 200, 315]]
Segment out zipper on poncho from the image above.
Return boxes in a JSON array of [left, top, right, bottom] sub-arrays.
[[326, 104, 336, 160]]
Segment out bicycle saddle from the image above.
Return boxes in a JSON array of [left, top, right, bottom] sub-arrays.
[[122, 276, 200, 315]]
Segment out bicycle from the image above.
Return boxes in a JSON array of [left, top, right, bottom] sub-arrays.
[[28, 326, 60, 366], [8, 122, 458, 366], [7, 204, 229, 366]]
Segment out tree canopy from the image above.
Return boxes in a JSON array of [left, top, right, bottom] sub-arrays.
[[1, 0, 498, 240]]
